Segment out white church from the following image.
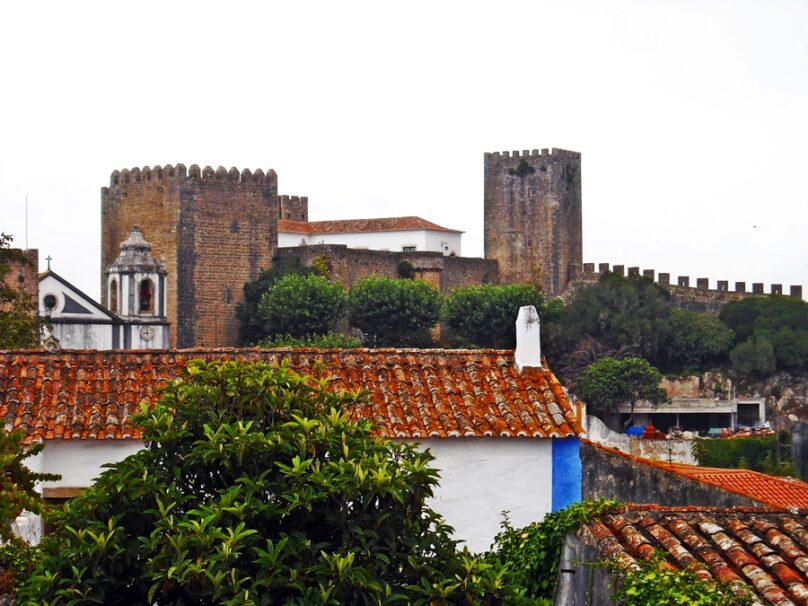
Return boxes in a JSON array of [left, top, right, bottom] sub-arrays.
[[39, 226, 169, 350]]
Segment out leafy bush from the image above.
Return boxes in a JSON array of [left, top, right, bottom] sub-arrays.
[[729, 335, 776, 377], [610, 554, 752, 606], [572, 356, 668, 429], [693, 433, 795, 475], [488, 500, 618, 603], [443, 284, 558, 349], [348, 277, 441, 347], [258, 331, 362, 349], [556, 273, 734, 375], [721, 295, 808, 375], [237, 257, 317, 345], [0, 538, 41, 598], [657, 309, 734, 373], [259, 273, 346, 338], [22, 360, 517, 605]]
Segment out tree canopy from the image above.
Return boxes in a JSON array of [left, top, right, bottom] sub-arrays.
[[23, 360, 515, 605], [237, 257, 318, 345], [721, 295, 808, 374], [556, 273, 734, 375], [572, 356, 668, 428], [348, 277, 441, 347], [443, 283, 562, 350], [259, 273, 346, 339]]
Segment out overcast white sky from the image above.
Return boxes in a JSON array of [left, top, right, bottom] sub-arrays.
[[1, 0, 806, 300]]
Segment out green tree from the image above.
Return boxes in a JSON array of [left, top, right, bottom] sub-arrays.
[[657, 309, 734, 372], [443, 283, 562, 350], [0, 428, 60, 542], [23, 360, 517, 605], [573, 356, 669, 429], [348, 277, 441, 347], [729, 335, 776, 377], [720, 295, 808, 374], [557, 273, 672, 367], [0, 428, 59, 600], [0, 233, 44, 348], [259, 273, 346, 339], [236, 257, 317, 345], [610, 555, 752, 606]]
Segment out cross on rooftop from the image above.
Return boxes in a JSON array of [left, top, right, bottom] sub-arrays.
[[45, 255, 52, 270]]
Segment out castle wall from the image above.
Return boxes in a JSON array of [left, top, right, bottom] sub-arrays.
[[102, 165, 278, 347], [484, 149, 582, 295], [274, 245, 496, 293], [278, 195, 308, 221], [3, 248, 39, 305], [577, 263, 803, 312]]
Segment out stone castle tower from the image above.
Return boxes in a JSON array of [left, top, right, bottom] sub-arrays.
[[101, 164, 278, 348], [484, 148, 582, 295]]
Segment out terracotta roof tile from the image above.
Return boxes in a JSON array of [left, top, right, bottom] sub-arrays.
[[582, 508, 808, 606], [278, 216, 462, 235], [0, 349, 581, 442], [584, 439, 808, 510]]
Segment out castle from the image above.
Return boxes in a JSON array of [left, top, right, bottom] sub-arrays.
[[100, 149, 801, 348]]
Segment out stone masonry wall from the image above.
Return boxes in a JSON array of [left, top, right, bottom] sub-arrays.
[[484, 148, 582, 296], [576, 263, 803, 312], [102, 165, 277, 347], [581, 441, 759, 507], [3, 248, 39, 303], [274, 245, 496, 294]]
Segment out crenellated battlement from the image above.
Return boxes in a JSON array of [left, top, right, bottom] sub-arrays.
[[484, 148, 581, 160], [278, 195, 309, 222], [579, 262, 803, 301], [108, 164, 278, 187]]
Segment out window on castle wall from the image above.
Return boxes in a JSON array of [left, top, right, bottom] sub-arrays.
[[110, 280, 118, 314], [139, 279, 154, 314]]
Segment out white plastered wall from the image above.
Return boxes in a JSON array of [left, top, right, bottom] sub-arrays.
[[411, 438, 553, 553], [278, 229, 462, 255], [18, 440, 144, 544]]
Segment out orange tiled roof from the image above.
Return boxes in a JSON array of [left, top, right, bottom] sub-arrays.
[[0, 349, 581, 442], [582, 507, 808, 605], [278, 216, 462, 235], [585, 439, 808, 510]]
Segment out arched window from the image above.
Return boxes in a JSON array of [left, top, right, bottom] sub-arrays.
[[110, 279, 118, 314], [139, 278, 154, 314]]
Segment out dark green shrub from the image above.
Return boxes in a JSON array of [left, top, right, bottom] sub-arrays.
[[348, 277, 441, 347], [258, 332, 361, 349], [259, 273, 346, 338]]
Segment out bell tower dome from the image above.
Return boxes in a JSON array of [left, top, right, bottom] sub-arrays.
[[104, 225, 169, 348]]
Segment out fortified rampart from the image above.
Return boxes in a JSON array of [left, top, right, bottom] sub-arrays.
[[484, 148, 582, 296], [274, 245, 497, 294], [278, 195, 308, 222], [3, 248, 39, 308], [578, 263, 803, 312], [101, 164, 278, 348]]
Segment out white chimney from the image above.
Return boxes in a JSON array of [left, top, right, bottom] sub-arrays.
[[515, 305, 541, 371]]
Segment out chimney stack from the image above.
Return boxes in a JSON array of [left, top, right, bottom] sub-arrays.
[[515, 306, 541, 371]]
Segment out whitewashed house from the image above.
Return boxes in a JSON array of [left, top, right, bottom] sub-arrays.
[[4, 308, 582, 552], [278, 216, 463, 256]]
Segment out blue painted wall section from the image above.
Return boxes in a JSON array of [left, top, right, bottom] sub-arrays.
[[551, 437, 582, 512]]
